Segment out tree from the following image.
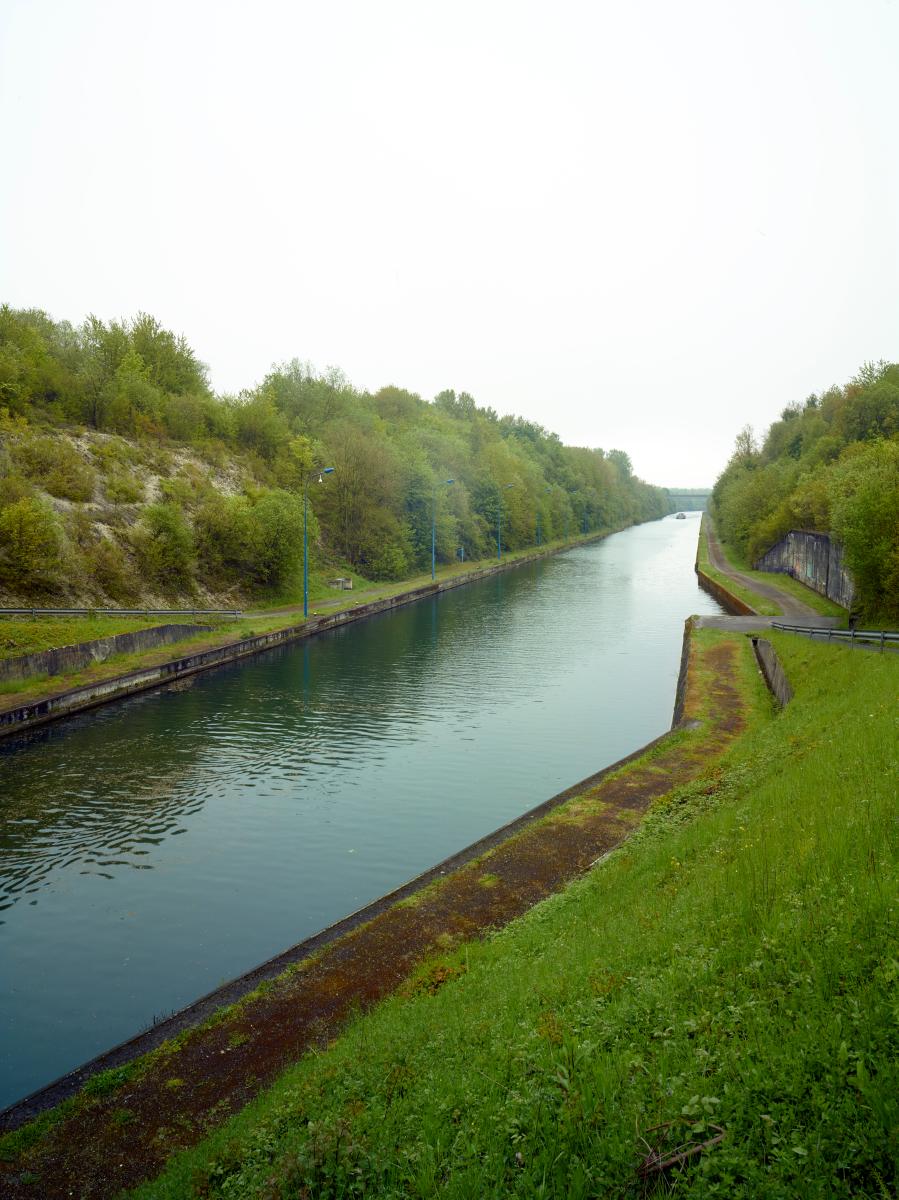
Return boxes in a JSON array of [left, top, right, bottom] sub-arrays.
[[829, 440, 899, 618]]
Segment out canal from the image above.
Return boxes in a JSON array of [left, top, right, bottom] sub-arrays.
[[0, 514, 723, 1109]]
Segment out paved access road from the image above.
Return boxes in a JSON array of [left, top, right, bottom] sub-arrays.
[[697, 521, 840, 631]]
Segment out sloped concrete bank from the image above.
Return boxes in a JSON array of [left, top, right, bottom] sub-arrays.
[[0, 535, 610, 741]]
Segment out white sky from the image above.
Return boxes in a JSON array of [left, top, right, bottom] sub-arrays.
[[2, 0, 897, 486]]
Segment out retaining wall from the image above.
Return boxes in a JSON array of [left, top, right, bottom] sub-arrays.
[[0, 624, 209, 684], [754, 530, 853, 610], [694, 566, 756, 616], [751, 637, 793, 707]]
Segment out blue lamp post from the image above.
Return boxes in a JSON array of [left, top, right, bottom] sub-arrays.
[[497, 482, 515, 560], [432, 478, 455, 581], [304, 466, 335, 618]]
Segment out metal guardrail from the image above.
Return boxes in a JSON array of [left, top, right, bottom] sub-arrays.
[[0, 607, 243, 618], [771, 622, 899, 651]]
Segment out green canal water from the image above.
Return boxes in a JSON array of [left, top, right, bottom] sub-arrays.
[[0, 514, 722, 1108]]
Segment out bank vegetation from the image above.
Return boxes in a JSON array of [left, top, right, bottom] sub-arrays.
[[0, 306, 668, 608], [711, 361, 899, 621]]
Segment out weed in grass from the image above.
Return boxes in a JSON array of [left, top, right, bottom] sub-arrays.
[[82, 1064, 134, 1099]]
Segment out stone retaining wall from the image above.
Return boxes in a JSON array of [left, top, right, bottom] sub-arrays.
[[754, 530, 853, 610], [694, 566, 757, 616], [751, 637, 793, 707], [0, 624, 209, 684]]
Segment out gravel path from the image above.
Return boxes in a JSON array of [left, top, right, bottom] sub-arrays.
[[698, 522, 840, 630]]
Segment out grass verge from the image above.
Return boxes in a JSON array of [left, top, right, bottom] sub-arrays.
[[695, 521, 778, 616], [125, 631, 898, 1199], [0, 615, 212, 661]]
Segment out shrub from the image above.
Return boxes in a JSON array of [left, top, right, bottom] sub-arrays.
[[14, 435, 96, 502], [0, 497, 62, 590], [133, 502, 195, 592], [104, 473, 144, 504], [0, 470, 33, 508], [247, 489, 306, 587], [86, 537, 139, 603]]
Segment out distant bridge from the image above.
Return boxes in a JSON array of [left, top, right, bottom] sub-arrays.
[[665, 489, 712, 512]]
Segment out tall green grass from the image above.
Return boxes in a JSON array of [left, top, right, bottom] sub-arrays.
[[134, 632, 898, 1198]]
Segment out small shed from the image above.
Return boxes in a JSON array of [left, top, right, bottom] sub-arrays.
[[329, 576, 353, 590]]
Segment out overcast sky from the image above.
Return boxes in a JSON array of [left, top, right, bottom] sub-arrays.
[[2, 1, 897, 486]]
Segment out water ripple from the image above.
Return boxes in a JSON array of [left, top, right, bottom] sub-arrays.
[[0, 515, 722, 1107]]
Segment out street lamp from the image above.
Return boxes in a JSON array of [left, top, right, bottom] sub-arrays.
[[303, 466, 335, 618], [497, 482, 515, 560], [432, 478, 455, 581]]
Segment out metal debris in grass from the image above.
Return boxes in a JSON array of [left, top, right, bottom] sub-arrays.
[[637, 1119, 726, 1180]]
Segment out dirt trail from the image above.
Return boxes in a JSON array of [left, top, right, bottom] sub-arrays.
[[1, 637, 748, 1199]]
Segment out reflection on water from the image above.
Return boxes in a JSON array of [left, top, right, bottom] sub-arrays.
[[0, 514, 721, 1107]]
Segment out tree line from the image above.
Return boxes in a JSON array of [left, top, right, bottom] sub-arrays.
[[0, 306, 670, 601], [711, 361, 899, 619]]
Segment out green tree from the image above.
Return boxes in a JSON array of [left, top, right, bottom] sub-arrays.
[[829, 440, 899, 619]]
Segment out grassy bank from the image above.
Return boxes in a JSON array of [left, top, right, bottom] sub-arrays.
[[695, 519, 776, 615], [123, 630, 898, 1198]]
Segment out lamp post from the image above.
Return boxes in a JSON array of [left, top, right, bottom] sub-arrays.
[[497, 482, 515, 560], [303, 466, 335, 618], [432, 478, 455, 581]]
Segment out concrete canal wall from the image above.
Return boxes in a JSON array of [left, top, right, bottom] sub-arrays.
[[751, 637, 793, 707], [0, 624, 209, 685], [754, 530, 853, 610]]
